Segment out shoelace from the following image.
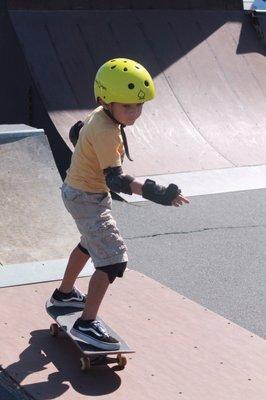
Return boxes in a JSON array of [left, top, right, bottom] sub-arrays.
[[92, 320, 109, 337], [72, 287, 85, 301]]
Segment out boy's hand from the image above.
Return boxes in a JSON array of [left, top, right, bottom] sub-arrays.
[[172, 194, 190, 207], [140, 179, 190, 206]]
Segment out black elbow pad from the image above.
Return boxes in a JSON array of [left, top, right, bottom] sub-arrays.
[[103, 167, 134, 195]]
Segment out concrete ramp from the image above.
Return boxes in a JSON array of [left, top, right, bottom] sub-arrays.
[[0, 125, 94, 285], [0, 125, 78, 265], [10, 10, 266, 177]]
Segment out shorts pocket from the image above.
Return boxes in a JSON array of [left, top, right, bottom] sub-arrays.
[[61, 185, 83, 202]]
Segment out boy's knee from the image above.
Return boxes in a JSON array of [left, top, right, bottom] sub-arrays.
[[97, 262, 127, 283]]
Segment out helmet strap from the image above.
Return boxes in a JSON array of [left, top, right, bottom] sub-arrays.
[[103, 108, 133, 162]]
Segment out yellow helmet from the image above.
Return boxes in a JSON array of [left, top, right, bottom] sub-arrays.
[[94, 58, 155, 104]]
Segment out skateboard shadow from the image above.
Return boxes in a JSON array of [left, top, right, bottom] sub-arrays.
[[5, 329, 122, 399]]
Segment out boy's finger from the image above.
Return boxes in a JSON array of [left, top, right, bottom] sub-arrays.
[[171, 199, 179, 206], [179, 195, 190, 203], [176, 198, 184, 205], [172, 194, 190, 207]]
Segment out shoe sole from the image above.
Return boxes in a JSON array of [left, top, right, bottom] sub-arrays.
[[50, 298, 86, 309], [70, 327, 120, 350]]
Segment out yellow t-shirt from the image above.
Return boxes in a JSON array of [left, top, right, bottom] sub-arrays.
[[65, 107, 125, 193]]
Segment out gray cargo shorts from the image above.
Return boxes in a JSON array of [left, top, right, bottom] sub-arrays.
[[61, 183, 128, 268]]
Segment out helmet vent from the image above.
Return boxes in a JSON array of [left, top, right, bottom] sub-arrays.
[[111, 59, 116, 62], [128, 83, 135, 89], [144, 80, 149, 87], [123, 68, 128, 71], [111, 65, 116, 69], [135, 66, 140, 69]]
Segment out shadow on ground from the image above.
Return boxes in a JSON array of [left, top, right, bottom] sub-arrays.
[[5, 330, 122, 399]]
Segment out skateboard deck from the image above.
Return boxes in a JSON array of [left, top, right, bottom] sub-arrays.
[[45, 299, 134, 370]]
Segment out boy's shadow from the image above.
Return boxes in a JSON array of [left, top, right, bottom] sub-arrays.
[[5, 329, 122, 399]]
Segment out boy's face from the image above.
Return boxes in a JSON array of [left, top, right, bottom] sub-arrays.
[[109, 102, 143, 126]]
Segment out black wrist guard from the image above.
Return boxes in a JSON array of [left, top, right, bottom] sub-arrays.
[[142, 179, 181, 206]]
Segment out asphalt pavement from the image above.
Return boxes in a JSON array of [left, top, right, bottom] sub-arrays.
[[112, 188, 266, 339]]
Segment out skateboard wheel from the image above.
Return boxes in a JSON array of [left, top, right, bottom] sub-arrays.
[[50, 323, 59, 337], [117, 355, 127, 368], [80, 357, 91, 371]]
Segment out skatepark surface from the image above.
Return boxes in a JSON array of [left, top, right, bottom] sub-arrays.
[[1, 272, 266, 400], [1, 5, 266, 400]]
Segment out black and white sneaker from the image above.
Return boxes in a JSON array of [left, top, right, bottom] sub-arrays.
[[50, 287, 86, 308], [70, 318, 120, 350]]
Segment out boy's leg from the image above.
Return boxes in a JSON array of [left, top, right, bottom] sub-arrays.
[[81, 262, 127, 320], [59, 245, 90, 293], [71, 267, 122, 350], [81, 269, 110, 321]]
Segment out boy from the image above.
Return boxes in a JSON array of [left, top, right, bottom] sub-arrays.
[[50, 58, 189, 350]]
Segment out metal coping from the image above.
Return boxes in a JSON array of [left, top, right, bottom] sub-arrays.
[[6, 0, 243, 10]]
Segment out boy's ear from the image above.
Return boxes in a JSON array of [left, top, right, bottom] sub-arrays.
[[98, 98, 111, 110]]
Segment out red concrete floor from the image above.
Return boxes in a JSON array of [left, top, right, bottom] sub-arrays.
[[1, 270, 266, 400]]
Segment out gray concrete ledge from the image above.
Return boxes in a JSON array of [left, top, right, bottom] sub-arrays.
[[0, 124, 43, 135], [0, 124, 44, 144], [121, 165, 266, 202], [0, 259, 94, 288]]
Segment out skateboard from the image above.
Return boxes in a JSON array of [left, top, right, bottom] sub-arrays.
[[45, 299, 134, 370]]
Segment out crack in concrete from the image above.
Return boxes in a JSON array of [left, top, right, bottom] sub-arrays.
[[125, 224, 266, 240]]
